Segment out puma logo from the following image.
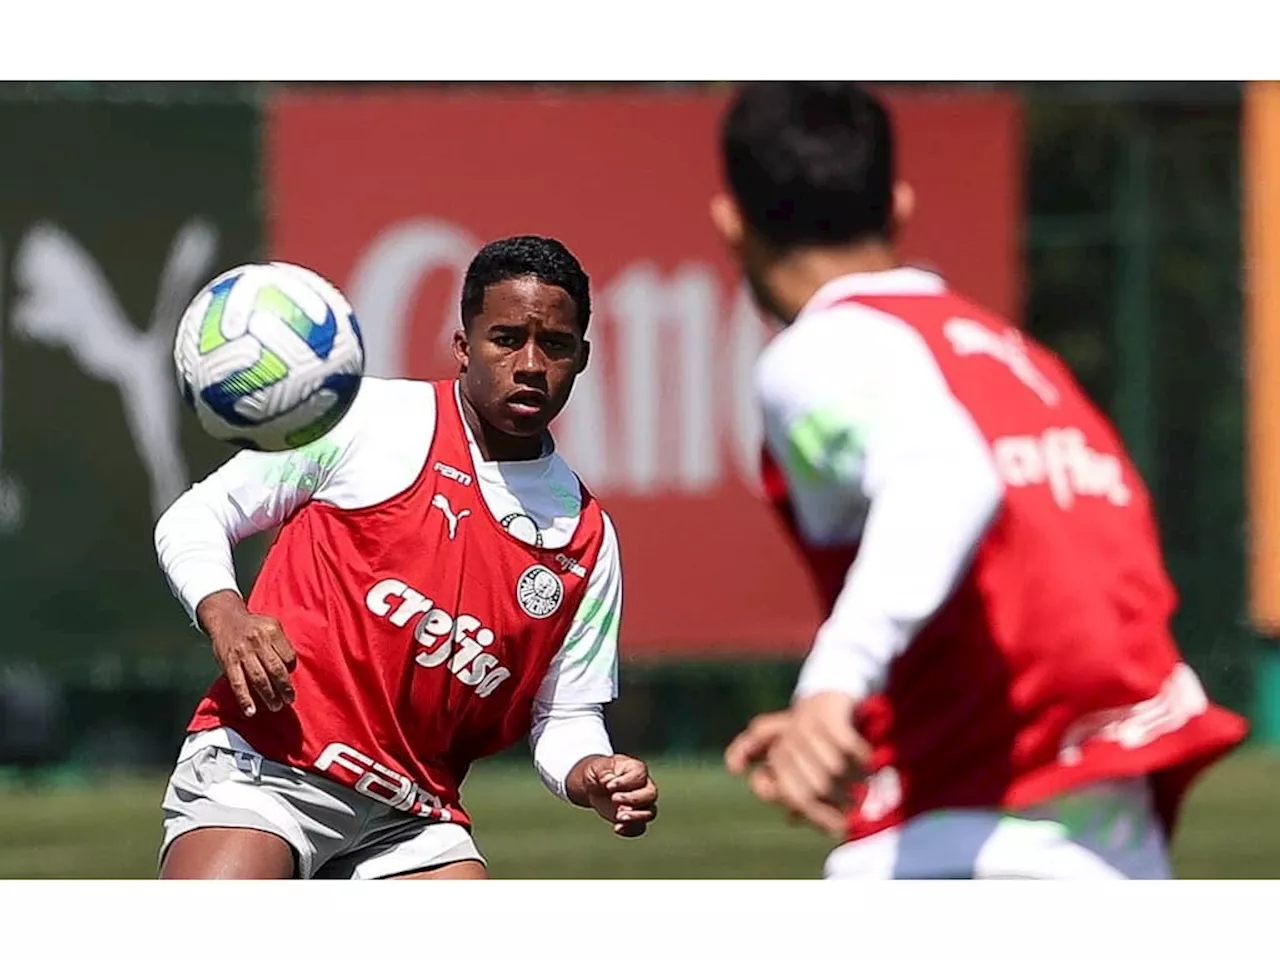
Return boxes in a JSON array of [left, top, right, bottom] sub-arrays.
[[431, 492, 470, 541], [11, 219, 219, 519]]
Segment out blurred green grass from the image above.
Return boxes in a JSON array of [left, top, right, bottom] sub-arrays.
[[1, 749, 1277, 879]]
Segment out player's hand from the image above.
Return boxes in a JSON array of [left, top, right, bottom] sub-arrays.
[[765, 691, 870, 838], [725, 709, 796, 806], [570, 754, 659, 837], [197, 590, 298, 717], [725, 709, 792, 775]]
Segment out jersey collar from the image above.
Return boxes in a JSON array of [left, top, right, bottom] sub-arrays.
[[796, 265, 947, 322]]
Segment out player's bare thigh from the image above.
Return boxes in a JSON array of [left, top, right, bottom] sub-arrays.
[[160, 826, 296, 880]]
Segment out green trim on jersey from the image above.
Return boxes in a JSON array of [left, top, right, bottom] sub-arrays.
[[565, 589, 619, 677], [784, 407, 870, 486], [261, 436, 343, 495]]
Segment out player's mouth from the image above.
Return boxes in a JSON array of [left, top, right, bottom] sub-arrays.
[[505, 389, 548, 418]]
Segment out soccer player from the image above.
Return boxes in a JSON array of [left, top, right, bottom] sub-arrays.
[[716, 82, 1247, 879], [153, 236, 658, 880]]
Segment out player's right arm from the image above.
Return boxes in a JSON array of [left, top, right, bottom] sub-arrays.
[[155, 378, 430, 716], [154, 439, 346, 715]]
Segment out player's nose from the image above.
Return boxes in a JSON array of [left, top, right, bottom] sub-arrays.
[[513, 340, 547, 375]]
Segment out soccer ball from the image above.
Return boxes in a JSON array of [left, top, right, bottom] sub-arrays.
[[174, 261, 365, 452]]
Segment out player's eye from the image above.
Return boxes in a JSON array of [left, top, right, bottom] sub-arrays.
[[540, 335, 575, 356]]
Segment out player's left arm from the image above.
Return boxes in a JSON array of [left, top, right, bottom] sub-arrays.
[[528, 513, 658, 837]]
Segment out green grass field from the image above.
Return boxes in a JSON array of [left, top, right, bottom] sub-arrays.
[[1, 750, 1278, 879]]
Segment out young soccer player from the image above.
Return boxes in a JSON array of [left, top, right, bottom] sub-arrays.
[[154, 236, 657, 879]]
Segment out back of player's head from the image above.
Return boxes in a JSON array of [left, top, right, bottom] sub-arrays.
[[461, 235, 592, 333], [721, 82, 895, 251]]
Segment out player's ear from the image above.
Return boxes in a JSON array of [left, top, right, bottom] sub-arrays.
[[891, 182, 915, 235], [452, 326, 470, 372], [576, 338, 591, 375], [710, 192, 745, 253]]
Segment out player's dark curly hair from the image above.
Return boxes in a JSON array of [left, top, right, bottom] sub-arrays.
[[460, 235, 592, 333], [721, 82, 895, 251]]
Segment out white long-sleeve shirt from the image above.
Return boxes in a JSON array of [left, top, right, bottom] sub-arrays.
[[754, 268, 1006, 703], [155, 377, 618, 801]]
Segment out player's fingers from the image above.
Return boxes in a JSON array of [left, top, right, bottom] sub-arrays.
[[820, 714, 872, 767], [748, 764, 781, 804], [771, 750, 847, 838], [773, 738, 837, 804], [790, 719, 852, 782], [795, 796, 847, 838], [241, 653, 281, 713], [603, 756, 649, 792], [724, 731, 761, 775], [224, 657, 257, 718], [611, 781, 657, 808], [614, 819, 648, 838], [269, 628, 298, 671], [770, 746, 848, 837], [615, 805, 656, 827], [725, 712, 788, 773], [769, 757, 814, 818], [257, 645, 296, 706], [801, 731, 861, 803]]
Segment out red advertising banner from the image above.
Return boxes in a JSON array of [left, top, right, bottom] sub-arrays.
[[267, 88, 1022, 659]]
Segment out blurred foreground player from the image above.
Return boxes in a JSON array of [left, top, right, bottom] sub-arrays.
[[154, 236, 657, 879], [718, 82, 1246, 879]]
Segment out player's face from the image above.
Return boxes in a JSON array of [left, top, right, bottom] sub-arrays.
[[454, 276, 589, 445]]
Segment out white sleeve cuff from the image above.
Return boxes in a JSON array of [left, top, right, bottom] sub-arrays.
[[792, 628, 884, 703], [174, 568, 242, 630], [529, 700, 613, 803]]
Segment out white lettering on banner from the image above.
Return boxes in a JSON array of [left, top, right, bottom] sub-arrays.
[[364, 577, 512, 698], [605, 262, 719, 493], [346, 219, 479, 383], [314, 741, 452, 821], [992, 428, 1131, 510], [943, 317, 1060, 407], [345, 218, 769, 497]]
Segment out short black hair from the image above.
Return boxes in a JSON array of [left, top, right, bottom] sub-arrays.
[[721, 82, 895, 251], [460, 235, 591, 333]]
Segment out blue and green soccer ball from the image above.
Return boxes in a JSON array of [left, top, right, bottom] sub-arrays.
[[174, 261, 365, 452]]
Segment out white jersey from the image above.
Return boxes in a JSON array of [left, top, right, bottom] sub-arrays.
[[155, 376, 619, 800]]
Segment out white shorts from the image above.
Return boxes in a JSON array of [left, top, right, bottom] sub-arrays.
[[823, 776, 1172, 879], [160, 728, 485, 880]]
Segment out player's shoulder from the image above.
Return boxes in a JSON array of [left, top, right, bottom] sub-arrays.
[[591, 507, 621, 573], [325, 376, 435, 436], [278, 376, 435, 478], [351, 375, 437, 412], [755, 301, 936, 416]]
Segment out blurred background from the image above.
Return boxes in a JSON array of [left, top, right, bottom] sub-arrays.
[[0, 79, 1277, 879]]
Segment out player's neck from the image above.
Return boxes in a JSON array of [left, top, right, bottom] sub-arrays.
[[457, 389, 546, 462], [766, 241, 900, 325]]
